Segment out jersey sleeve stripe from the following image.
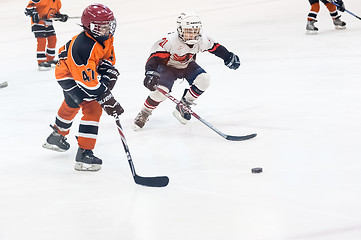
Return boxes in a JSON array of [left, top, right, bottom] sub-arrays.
[[147, 52, 171, 62], [207, 43, 220, 52]]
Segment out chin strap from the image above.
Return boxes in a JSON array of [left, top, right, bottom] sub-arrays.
[[95, 35, 110, 42]]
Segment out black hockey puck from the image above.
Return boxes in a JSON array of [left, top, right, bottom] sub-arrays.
[[251, 167, 262, 173], [0, 81, 8, 88]]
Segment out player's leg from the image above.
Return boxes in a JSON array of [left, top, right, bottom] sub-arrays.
[[307, 0, 320, 34], [133, 66, 176, 130], [36, 37, 52, 70], [32, 25, 51, 70], [46, 33, 57, 67], [322, 0, 346, 29], [75, 101, 103, 171], [43, 98, 79, 152], [173, 62, 209, 123]]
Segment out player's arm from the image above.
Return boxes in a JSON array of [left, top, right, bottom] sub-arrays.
[[145, 37, 172, 71], [24, 0, 40, 23], [103, 39, 116, 65], [53, 13, 68, 22], [144, 52, 169, 91], [95, 53, 123, 118], [143, 38, 171, 91], [97, 59, 119, 91], [71, 49, 123, 117], [97, 41, 119, 90], [68, 35, 108, 98], [52, 1, 68, 22], [205, 36, 240, 70], [94, 58, 124, 118], [74, 60, 123, 117]]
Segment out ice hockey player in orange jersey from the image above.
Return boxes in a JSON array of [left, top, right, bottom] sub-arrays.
[[306, 0, 346, 34], [24, 0, 68, 71], [42, 4, 123, 172]]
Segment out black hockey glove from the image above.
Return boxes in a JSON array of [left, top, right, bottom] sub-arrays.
[[224, 52, 240, 70], [97, 90, 124, 117], [334, 0, 345, 12], [143, 71, 160, 91], [32, 12, 40, 24], [99, 75, 112, 89], [54, 13, 68, 22], [25, 8, 39, 23], [97, 60, 119, 90], [24, 8, 32, 16]]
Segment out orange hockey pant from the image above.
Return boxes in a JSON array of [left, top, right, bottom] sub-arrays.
[[308, 1, 338, 21], [36, 35, 57, 63], [54, 100, 103, 150]]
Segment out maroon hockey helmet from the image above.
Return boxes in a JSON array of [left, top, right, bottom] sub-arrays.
[[81, 4, 116, 41]]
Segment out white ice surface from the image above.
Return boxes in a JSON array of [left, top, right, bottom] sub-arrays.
[[1, 0, 361, 239]]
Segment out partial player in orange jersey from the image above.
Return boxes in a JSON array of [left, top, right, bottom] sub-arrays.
[[42, 4, 123, 172], [306, 0, 346, 34], [24, 0, 68, 71]]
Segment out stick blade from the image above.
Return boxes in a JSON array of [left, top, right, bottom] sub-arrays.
[[225, 133, 257, 141], [134, 175, 169, 187]]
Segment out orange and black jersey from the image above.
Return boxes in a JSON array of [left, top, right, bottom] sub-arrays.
[[26, 0, 62, 26], [55, 31, 116, 99]]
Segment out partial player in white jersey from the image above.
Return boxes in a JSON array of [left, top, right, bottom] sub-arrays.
[[133, 12, 240, 130]]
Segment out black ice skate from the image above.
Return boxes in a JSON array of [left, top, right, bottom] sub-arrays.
[[74, 148, 102, 171], [47, 59, 58, 68], [333, 16, 346, 29], [38, 62, 51, 71], [133, 109, 152, 131], [42, 125, 70, 152], [173, 97, 194, 124], [306, 20, 318, 35]]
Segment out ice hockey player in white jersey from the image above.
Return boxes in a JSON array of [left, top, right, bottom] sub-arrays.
[[133, 12, 240, 130]]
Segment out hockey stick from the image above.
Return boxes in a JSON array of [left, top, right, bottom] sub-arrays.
[[115, 115, 169, 187], [40, 16, 80, 21], [157, 87, 257, 141], [0, 81, 8, 88], [329, 1, 361, 20]]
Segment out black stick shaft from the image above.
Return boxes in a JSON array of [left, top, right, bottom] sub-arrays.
[[115, 117, 136, 176], [114, 116, 169, 187]]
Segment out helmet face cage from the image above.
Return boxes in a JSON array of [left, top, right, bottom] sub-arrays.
[[177, 13, 202, 45], [90, 19, 117, 38]]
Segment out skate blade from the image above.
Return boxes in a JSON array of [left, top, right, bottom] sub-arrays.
[[306, 30, 317, 35], [48, 62, 57, 68], [38, 67, 51, 71], [334, 25, 346, 30], [173, 110, 187, 124], [74, 162, 101, 171], [133, 123, 142, 131], [42, 142, 67, 152]]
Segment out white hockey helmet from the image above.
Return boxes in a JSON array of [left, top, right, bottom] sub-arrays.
[[176, 12, 202, 45]]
